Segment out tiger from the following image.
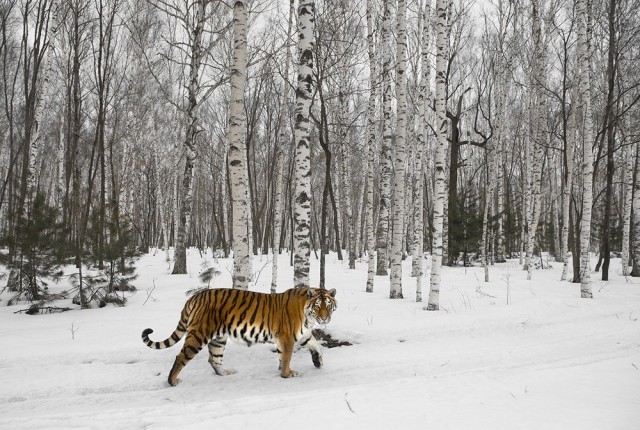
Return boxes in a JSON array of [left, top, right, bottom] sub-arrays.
[[141, 286, 337, 386]]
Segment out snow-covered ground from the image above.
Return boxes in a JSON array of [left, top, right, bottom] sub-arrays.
[[0, 250, 639, 429]]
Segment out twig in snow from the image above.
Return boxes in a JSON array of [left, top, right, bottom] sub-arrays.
[[70, 322, 78, 340], [476, 286, 497, 299], [344, 393, 355, 413], [630, 312, 638, 322], [144, 277, 159, 305], [632, 363, 638, 370], [440, 360, 449, 367], [598, 282, 608, 292]]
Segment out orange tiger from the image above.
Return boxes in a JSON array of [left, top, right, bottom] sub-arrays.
[[141, 287, 337, 386]]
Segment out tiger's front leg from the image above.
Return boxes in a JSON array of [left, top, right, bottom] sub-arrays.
[[276, 336, 298, 378], [301, 333, 323, 368]]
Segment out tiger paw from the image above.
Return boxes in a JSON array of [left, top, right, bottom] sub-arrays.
[[212, 365, 237, 376], [280, 369, 298, 378], [310, 351, 323, 368]]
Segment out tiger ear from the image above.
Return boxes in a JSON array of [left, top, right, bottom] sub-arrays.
[[307, 289, 315, 299], [328, 288, 336, 297]]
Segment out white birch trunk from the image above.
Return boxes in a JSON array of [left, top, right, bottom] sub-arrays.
[[495, 144, 505, 262], [172, 0, 206, 275], [271, 0, 295, 293], [228, 0, 252, 290], [621, 143, 634, 276], [577, 0, 594, 298], [376, 0, 393, 276], [525, 0, 545, 281], [390, 0, 408, 299], [560, 72, 579, 281], [25, 3, 59, 210], [153, 152, 170, 261], [631, 146, 640, 275], [365, 0, 378, 293], [427, 0, 449, 311], [482, 150, 496, 282], [338, 92, 355, 269], [220, 151, 229, 257], [483, 2, 507, 280], [414, 0, 431, 301], [57, 111, 65, 220], [293, 0, 315, 289], [494, 0, 508, 264]]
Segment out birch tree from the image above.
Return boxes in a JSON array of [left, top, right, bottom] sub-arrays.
[[338, 89, 356, 270], [631, 147, 640, 276], [576, 0, 594, 298], [228, 0, 251, 290], [493, 0, 510, 265], [427, 0, 449, 311], [413, 0, 431, 301], [170, 0, 207, 275], [621, 142, 634, 276], [365, 0, 377, 293], [390, 0, 407, 299], [293, 0, 315, 288], [22, 1, 59, 214], [524, 0, 546, 281], [560, 73, 578, 281], [271, 0, 295, 293], [376, 0, 393, 276]]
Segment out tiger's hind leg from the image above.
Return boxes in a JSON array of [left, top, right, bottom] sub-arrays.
[[167, 332, 207, 386], [207, 335, 237, 376], [301, 333, 323, 368]]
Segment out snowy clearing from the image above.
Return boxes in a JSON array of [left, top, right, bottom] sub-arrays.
[[1, 250, 639, 429]]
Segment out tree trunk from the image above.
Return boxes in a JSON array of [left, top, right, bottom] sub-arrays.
[[577, 0, 594, 298], [601, 0, 617, 281], [365, 0, 378, 293], [376, 0, 393, 276], [172, 0, 206, 275], [525, 0, 545, 281], [292, 0, 315, 289], [621, 143, 634, 276], [631, 147, 640, 276], [271, 0, 294, 293], [561, 68, 579, 281], [338, 91, 356, 270], [428, 0, 449, 311], [23, 2, 59, 215], [390, 0, 407, 299], [413, 0, 430, 301], [228, 0, 252, 290]]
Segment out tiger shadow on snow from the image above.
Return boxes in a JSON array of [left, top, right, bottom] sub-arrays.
[[312, 329, 352, 348]]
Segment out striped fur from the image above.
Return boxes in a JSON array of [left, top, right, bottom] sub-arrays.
[[142, 287, 337, 386]]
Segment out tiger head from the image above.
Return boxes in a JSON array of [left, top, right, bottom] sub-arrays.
[[306, 288, 337, 325]]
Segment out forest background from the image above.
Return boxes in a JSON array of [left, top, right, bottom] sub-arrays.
[[1, 0, 639, 311]]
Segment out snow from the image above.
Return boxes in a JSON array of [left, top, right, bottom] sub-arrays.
[[1, 250, 639, 429]]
